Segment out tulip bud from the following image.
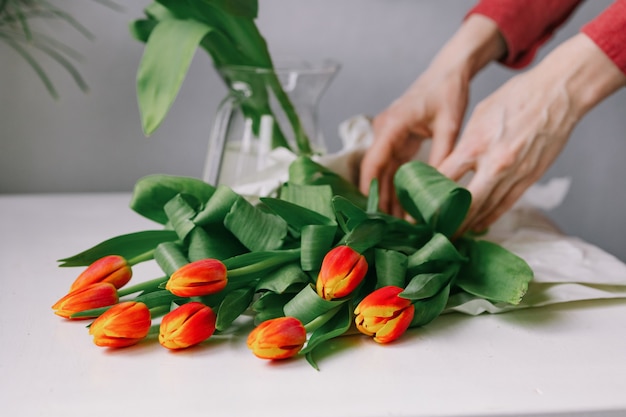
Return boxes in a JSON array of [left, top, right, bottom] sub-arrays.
[[165, 259, 228, 297], [89, 301, 151, 348], [354, 286, 414, 344], [316, 245, 368, 300], [70, 255, 132, 291], [52, 282, 119, 319], [159, 302, 217, 350], [247, 317, 306, 360]]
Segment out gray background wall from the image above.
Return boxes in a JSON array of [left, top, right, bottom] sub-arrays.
[[1, 0, 624, 261]]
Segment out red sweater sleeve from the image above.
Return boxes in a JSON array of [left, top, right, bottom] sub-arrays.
[[467, 0, 584, 68], [581, 0, 626, 76]]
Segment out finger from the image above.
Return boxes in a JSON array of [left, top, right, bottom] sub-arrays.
[[428, 113, 460, 167], [470, 179, 533, 231], [359, 142, 391, 195], [455, 166, 499, 234], [437, 149, 475, 184]]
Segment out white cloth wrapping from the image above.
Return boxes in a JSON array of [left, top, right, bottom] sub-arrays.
[[232, 115, 626, 315]]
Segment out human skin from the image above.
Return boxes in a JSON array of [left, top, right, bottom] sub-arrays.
[[359, 14, 626, 233]]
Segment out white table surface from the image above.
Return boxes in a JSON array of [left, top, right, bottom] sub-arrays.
[[2, 193, 626, 417]]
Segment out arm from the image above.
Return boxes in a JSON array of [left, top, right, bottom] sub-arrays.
[[467, 0, 584, 68]]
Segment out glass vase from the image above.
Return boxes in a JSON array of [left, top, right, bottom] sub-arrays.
[[202, 59, 340, 189]]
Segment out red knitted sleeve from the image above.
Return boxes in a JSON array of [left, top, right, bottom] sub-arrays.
[[581, 0, 626, 76], [466, 0, 584, 68]]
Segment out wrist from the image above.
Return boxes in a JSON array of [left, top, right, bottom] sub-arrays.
[[432, 14, 506, 79], [539, 34, 626, 118]]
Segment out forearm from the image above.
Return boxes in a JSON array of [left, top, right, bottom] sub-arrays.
[[535, 33, 626, 120], [428, 14, 506, 80]]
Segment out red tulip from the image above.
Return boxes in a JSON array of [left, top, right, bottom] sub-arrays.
[[316, 245, 368, 300], [247, 317, 306, 360], [165, 259, 228, 297], [89, 301, 151, 348], [70, 255, 132, 291], [52, 282, 118, 319], [354, 286, 414, 343], [159, 302, 217, 350]]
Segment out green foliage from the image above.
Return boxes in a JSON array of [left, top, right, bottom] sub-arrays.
[[59, 157, 533, 369], [0, 0, 120, 98]]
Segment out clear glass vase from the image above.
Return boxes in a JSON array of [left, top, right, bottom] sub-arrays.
[[202, 59, 340, 189]]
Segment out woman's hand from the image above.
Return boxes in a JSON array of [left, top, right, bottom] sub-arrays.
[[437, 33, 626, 233], [359, 15, 506, 217]]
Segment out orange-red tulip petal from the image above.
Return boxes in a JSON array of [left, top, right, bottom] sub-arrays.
[[70, 255, 132, 291], [89, 301, 151, 348], [354, 285, 414, 343], [247, 317, 306, 360], [165, 259, 228, 297], [52, 282, 119, 319], [159, 302, 217, 350], [316, 245, 368, 300]]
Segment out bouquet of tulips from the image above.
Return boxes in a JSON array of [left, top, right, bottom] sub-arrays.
[[52, 156, 533, 369]]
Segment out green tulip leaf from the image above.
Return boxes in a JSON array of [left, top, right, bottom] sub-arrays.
[[278, 183, 335, 220], [130, 174, 215, 224], [332, 195, 369, 234], [164, 194, 198, 242], [302, 302, 352, 370], [224, 197, 288, 252], [57, 230, 178, 267], [374, 249, 408, 288], [255, 262, 310, 294], [340, 218, 387, 254], [455, 239, 534, 305], [289, 156, 368, 209], [394, 161, 471, 237], [216, 286, 255, 331], [407, 233, 467, 275], [154, 241, 188, 277], [193, 185, 239, 226], [260, 197, 335, 231], [283, 284, 344, 325], [187, 226, 247, 262], [300, 224, 337, 271], [410, 283, 451, 328], [401, 265, 458, 301]]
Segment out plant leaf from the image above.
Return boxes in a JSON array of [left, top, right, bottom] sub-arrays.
[[289, 156, 368, 209], [215, 286, 255, 331], [283, 284, 344, 325], [406, 233, 466, 275], [300, 224, 337, 271], [374, 249, 408, 288], [154, 241, 188, 276], [410, 283, 451, 328], [224, 197, 288, 251], [301, 302, 352, 370], [57, 230, 178, 267], [455, 239, 534, 305], [394, 161, 471, 237], [400, 265, 458, 301], [130, 174, 215, 224], [136, 18, 214, 135], [255, 262, 309, 293]]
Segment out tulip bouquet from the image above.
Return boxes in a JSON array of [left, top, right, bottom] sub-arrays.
[[53, 156, 533, 369]]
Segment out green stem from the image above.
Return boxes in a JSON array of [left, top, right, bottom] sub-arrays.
[[304, 305, 343, 333], [146, 323, 161, 338], [127, 249, 155, 266], [149, 304, 171, 319], [227, 249, 300, 278], [118, 276, 167, 298]]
